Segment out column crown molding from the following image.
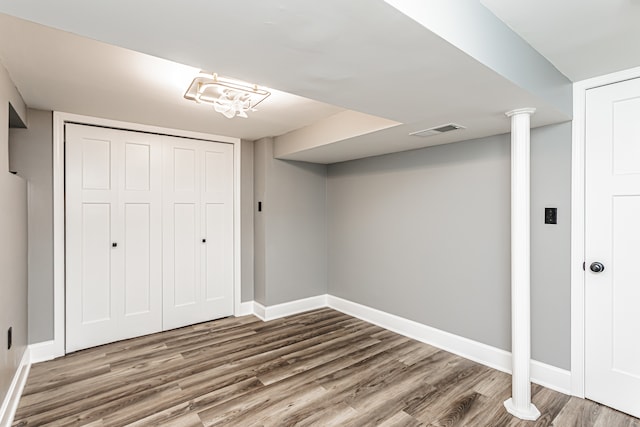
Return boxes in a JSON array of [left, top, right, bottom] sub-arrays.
[[506, 108, 537, 117]]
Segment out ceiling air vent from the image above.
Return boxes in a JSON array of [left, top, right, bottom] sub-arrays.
[[409, 123, 465, 138]]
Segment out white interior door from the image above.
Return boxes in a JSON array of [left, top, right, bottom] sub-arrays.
[[66, 124, 163, 352], [585, 77, 640, 418], [162, 136, 234, 330]]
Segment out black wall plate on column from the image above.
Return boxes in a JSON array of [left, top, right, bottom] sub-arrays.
[[545, 207, 557, 224]]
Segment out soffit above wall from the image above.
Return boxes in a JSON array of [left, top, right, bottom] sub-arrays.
[[481, 0, 640, 81]]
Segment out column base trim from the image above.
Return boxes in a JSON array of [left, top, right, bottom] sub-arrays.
[[504, 398, 541, 421]]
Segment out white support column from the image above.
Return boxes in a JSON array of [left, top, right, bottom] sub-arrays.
[[504, 107, 540, 421]]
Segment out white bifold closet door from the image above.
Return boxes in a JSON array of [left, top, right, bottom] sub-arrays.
[[162, 135, 234, 330], [66, 124, 234, 353], [66, 124, 163, 352]]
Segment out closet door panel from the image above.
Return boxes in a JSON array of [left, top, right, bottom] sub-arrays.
[[124, 143, 151, 191], [66, 125, 120, 352], [163, 136, 234, 329], [81, 203, 112, 323], [163, 138, 202, 329], [201, 142, 234, 317], [173, 203, 198, 307], [203, 203, 233, 314], [66, 125, 163, 352], [173, 148, 196, 192], [118, 133, 163, 338], [204, 148, 231, 198], [81, 138, 111, 190], [123, 203, 152, 315]]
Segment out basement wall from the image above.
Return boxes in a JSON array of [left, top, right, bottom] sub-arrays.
[[9, 109, 53, 344], [253, 137, 328, 306], [0, 64, 28, 415], [327, 122, 572, 369]]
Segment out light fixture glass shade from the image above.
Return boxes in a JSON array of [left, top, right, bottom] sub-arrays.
[[184, 72, 270, 119]]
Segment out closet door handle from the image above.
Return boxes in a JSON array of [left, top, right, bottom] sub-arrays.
[[112, 242, 118, 248], [202, 238, 206, 243]]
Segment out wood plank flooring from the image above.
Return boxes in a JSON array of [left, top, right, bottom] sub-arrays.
[[12, 308, 640, 426]]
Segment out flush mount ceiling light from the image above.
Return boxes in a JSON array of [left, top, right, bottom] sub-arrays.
[[184, 72, 271, 119]]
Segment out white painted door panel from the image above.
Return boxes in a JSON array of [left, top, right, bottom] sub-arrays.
[[173, 203, 198, 307], [66, 126, 119, 351], [80, 203, 112, 324], [163, 136, 234, 330], [123, 203, 152, 315], [202, 143, 234, 317], [66, 124, 162, 352], [119, 133, 163, 339], [162, 140, 202, 329], [585, 77, 640, 418]]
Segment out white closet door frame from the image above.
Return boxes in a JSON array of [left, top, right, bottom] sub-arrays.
[[46, 112, 241, 360]]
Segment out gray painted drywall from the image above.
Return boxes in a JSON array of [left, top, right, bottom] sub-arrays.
[[0, 64, 28, 414], [327, 122, 571, 369], [253, 138, 268, 305], [267, 156, 328, 305], [530, 122, 571, 369], [9, 109, 53, 344], [241, 140, 254, 302], [253, 137, 328, 306]]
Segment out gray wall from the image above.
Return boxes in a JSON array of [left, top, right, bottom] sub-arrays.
[[327, 122, 572, 369], [0, 65, 28, 414], [254, 137, 328, 306], [240, 140, 254, 302], [530, 123, 572, 368], [9, 109, 53, 344], [253, 138, 268, 305]]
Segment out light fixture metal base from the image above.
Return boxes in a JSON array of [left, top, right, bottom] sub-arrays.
[[503, 398, 541, 421]]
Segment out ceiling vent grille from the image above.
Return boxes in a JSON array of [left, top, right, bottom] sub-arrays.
[[409, 123, 465, 138]]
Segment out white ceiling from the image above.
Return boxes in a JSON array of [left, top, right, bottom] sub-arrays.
[[0, 1, 634, 163], [481, 0, 640, 81], [0, 14, 345, 141]]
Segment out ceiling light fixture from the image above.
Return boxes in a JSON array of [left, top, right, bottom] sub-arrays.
[[184, 72, 271, 119]]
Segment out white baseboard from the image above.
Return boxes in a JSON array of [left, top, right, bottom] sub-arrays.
[[237, 301, 254, 317], [326, 295, 571, 395], [326, 295, 511, 372], [28, 340, 58, 364], [254, 295, 327, 321], [531, 360, 572, 395], [253, 302, 266, 321], [0, 347, 31, 427]]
